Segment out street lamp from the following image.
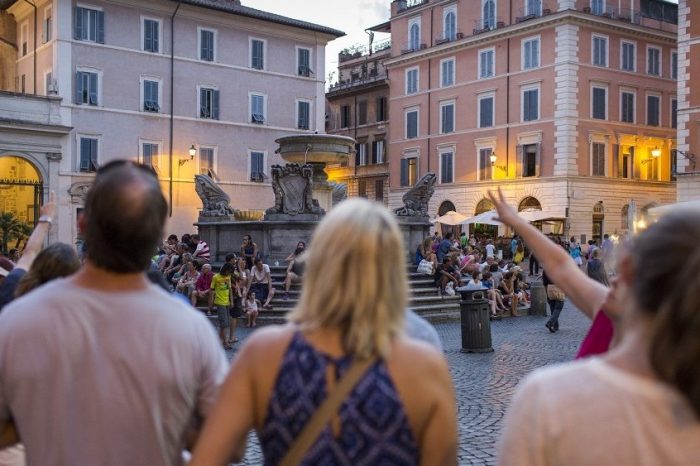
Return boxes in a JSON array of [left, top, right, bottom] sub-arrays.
[[179, 144, 197, 166], [651, 146, 661, 158], [489, 152, 506, 172]]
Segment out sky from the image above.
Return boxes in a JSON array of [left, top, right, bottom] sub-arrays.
[[246, 0, 391, 84]]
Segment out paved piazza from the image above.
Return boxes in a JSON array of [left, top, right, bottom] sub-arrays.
[[227, 301, 589, 465]]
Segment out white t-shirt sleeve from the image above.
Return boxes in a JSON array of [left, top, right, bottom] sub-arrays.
[[498, 372, 550, 466], [194, 318, 229, 420]]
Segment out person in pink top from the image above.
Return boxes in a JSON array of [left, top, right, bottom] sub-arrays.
[[487, 189, 620, 356], [190, 263, 214, 310]]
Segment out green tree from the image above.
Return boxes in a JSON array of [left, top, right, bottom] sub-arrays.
[[0, 212, 23, 254], [13, 222, 33, 250]]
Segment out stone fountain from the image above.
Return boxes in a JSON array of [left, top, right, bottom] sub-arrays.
[[195, 133, 435, 263]]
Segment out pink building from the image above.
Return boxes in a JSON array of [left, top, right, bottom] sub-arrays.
[[384, 0, 678, 240], [0, 0, 342, 242]]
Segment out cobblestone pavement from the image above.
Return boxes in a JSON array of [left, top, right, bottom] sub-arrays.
[[225, 301, 590, 465]]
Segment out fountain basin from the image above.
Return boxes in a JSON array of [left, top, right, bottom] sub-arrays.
[[275, 134, 355, 164]]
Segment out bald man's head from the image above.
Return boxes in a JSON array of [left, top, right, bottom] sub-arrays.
[[83, 161, 167, 273]]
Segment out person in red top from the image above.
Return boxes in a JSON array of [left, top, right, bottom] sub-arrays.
[[190, 263, 213, 310]]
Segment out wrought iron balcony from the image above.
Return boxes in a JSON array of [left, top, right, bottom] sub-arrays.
[[472, 18, 506, 35], [515, 5, 553, 23], [401, 42, 427, 54], [396, 0, 429, 13], [434, 30, 464, 45]]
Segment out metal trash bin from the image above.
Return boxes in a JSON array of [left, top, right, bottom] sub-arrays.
[[457, 285, 494, 353], [529, 283, 547, 316]]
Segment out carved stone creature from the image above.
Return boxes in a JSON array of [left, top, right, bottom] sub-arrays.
[[265, 164, 324, 217], [394, 172, 437, 217], [194, 174, 236, 217]]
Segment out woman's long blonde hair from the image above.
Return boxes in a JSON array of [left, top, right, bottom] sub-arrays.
[[288, 198, 408, 359]]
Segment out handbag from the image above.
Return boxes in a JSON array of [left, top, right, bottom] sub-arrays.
[[279, 355, 379, 466], [546, 284, 566, 301], [417, 259, 433, 275]]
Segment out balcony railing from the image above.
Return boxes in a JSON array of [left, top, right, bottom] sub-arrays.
[[515, 6, 553, 23], [472, 18, 506, 35], [401, 42, 427, 54], [338, 39, 392, 63], [580, 6, 678, 31], [328, 70, 389, 93], [434, 30, 464, 45], [396, 0, 428, 13]]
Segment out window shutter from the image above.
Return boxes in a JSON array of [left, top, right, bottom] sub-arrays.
[[401, 159, 408, 186], [371, 141, 378, 164], [534, 40, 539, 66], [89, 73, 98, 105], [611, 144, 619, 178], [90, 139, 98, 169], [630, 147, 640, 179], [516, 144, 523, 177], [74, 7, 83, 40], [355, 144, 361, 166], [75, 72, 83, 104], [152, 22, 159, 52], [96, 10, 105, 43], [212, 90, 220, 120], [535, 143, 541, 177]]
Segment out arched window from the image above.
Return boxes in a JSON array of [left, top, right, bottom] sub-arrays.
[[409, 23, 420, 50], [526, 0, 542, 16], [475, 198, 494, 215], [518, 196, 542, 212], [483, 0, 496, 29], [444, 12, 456, 40], [438, 200, 457, 216], [621, 204, 629, 231]]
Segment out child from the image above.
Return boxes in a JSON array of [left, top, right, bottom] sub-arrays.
[[467, 270, 482, 287], [244, 290, 260, 328]]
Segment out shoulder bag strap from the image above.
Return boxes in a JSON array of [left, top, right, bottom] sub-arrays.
[[279, 355, 379, 466]]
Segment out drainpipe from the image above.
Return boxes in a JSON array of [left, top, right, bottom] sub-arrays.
[[426, 6, 433, 172], [169, 0, 183, 217], [22, 0, 37, 95]]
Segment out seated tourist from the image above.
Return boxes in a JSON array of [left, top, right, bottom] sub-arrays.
[[248, 257, 275, 309]]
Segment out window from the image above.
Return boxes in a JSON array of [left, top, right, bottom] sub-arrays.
[[406, 67, 419, 94], [401, 156, 418, 186], [479, 48, 495, 79], [142, 18, 160, 53], [408, 17, 420, 51], [591, 0, 605, 15], [647, 46, 661, 76], [478, 147, 493, 181], [619, 149, 633, 179], [520, 143, 539, 177], [79, 136, 98, 172], [75, 70, 99, 105], [297, 100, 311, 130], [591, 86, 607, 120], [440, 102, 454, 134], [621, 91, 635, 123], [20, 75, 25, 93], [340, 105, 350, 128], [591, 142, 606, 176], [647, 95, 660, 126], [671, 51, 678, 80], [250, 38, 265, 70], [479, 94, 494, 128], [375, 179, 384, 201], [358, 180, 367, 198], [250, 151, 265, 181], [621, 41, 635, 72], [250, 93, 265, 124], [440, 58, 455, 87], [522, 86, 539, 121], [142, 79, 160, 112], [199, 87, 219, 119], [20, 22, 28, 56], [483, 0, 496, 29], [199, 28, 215, 62], [199, 147, 215, 176], [440, 150, 454, 183], [358, 100, 368, 125], [526, 0, 542, 16], [376, 97, 387, 122], [592, 35, 608, 67], [142, 142, 159, 171], [43, 6, 52, 43], [522, 37, 540, 70], [74, 6, 105, 43], [443, 6, 456, 41], [372, 139, 385, 164], [355, 142, 367, 166], [406, 108, 419, 139], [671, 98, 678, 129], [298, 47, 312, 77]]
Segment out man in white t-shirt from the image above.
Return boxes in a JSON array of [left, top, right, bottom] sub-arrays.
[[249, 257, 275, 309], [485, 239, 496, 258], [0, 161, 228, 466]]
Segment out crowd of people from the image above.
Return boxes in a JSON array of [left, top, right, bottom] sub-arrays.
[[0, 161, 698, 465]]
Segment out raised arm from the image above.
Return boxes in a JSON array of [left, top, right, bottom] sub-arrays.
[[16, 192, 56, 271], [488, 189, 607, 319]]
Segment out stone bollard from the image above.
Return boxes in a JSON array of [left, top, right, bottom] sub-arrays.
[[529, 283, 547, 316]]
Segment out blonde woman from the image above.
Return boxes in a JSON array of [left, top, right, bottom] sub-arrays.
[[189, 199, 457, 466]]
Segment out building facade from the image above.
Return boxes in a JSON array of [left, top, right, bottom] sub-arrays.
[[325, 39, 391, 204], [0, 0, 342, 243], [676, 0, 700, 201], [385, 0, 678, 240]]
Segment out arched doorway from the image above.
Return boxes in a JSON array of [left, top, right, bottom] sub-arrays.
[[437, 200, 458, 237], [592, 201, 604, 243], [0, 155, 43, 253], [475, 198, 494, 215], [472, 197, 498, 238], [518, 196, 543, 231]]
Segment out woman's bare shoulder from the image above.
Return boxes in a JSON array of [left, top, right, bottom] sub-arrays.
[[390, 337, 449, 376], [243, 324, 296, 352]]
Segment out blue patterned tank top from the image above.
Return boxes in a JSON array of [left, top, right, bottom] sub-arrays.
[[259, 331, 419, 465]]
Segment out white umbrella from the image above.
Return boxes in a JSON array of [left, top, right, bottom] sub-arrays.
[[518, 209, 562, 223], [432, 210, 470, 225], [461, 210, 502, 226], [648, 199, 700, 216]]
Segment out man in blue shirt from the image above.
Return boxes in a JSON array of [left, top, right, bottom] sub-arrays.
[[437, 232, 454, 263]]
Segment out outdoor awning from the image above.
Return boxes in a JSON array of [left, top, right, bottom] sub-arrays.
[[461, 210, 502, 226], [432, 210, 470, 225], [648, 199, 700, 216], [518, 209, 565, 223]]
